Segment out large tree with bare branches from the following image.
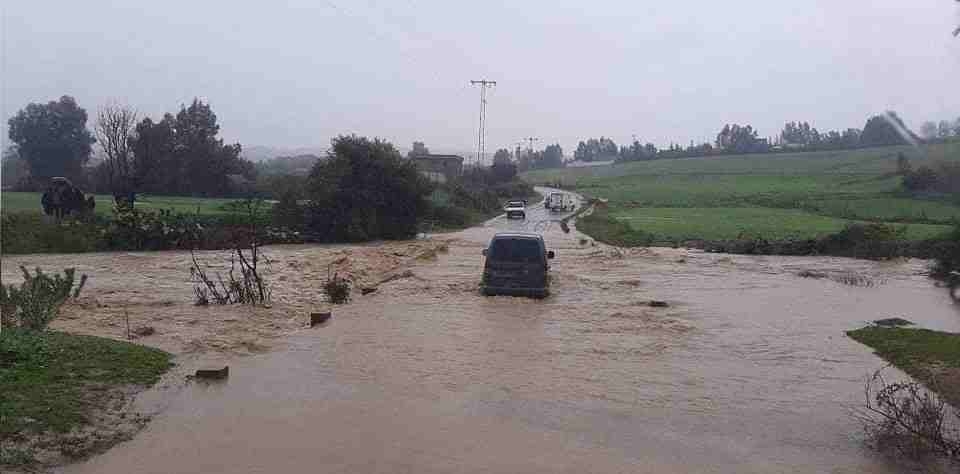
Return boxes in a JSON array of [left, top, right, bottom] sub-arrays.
[[94, 103, 142, 205]]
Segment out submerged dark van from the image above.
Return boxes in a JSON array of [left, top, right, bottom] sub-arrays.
[[481, 232, 554, 298]]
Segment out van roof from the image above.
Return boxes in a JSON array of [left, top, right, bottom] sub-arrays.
[[492, 232, 543, 240]]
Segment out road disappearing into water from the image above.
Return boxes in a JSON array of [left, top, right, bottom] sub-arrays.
[[17, 187, 955, 473]]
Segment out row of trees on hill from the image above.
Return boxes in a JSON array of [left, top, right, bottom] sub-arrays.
[[919, 118, 960, 141], [612, 111, 932, 164], [5, 96, 254, 204], [573, 137, 618, 162]]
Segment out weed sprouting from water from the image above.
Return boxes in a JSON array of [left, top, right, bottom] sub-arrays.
[[830, 271, 882, 287]]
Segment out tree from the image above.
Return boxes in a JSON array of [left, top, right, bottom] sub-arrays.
[[132, 114, 177, 194], [616, 139, 659, 163], [407, 141, 430, 158], [491, 148, 517, 182], [123, 99, 251, 197], [541, 144, 564, 169], [843, 128, 862, 147], [492, 148, 512, 167], [1, 146, 30, 189], [574, 137, 617, 162], [716, 124, 767, 154], [920, 121, 938, 140], [305, 135, 432, 241], [175, 99, 250, 196], [938, 120, 953, 139], [7, 96, 96, 184], [95, 103, 141, 205], [861, 112, 915, 147]]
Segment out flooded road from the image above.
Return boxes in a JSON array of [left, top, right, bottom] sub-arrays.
[[12, 188, 959, 473]]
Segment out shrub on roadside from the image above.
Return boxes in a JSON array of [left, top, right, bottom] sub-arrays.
[[0, 266, 87, 331], [324, 273, 351, 304], [1, 213, 103, 254], [103, 205, 204, 251]]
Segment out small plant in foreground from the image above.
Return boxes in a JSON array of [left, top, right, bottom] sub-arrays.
[[324, 273, 352, 304], [855, 369, 960, 461], [190, 199, 271, 306], [0, 266, 87, 331]]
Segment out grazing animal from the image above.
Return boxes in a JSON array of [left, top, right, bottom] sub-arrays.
[[40, 177, 95, 219]]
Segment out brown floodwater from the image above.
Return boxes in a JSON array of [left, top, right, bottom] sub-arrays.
[[10, 189, 958, 473]]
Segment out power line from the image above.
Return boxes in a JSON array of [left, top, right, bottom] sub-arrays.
[[470, 79, 496, 166]]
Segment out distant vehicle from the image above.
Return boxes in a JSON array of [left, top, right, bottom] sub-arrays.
[[504, 200, 526, 219], [481, 232, 554, 298], [546, 192, 575, 212]]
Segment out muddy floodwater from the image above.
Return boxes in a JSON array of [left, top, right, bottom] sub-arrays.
[[5, 190, 959, 473]]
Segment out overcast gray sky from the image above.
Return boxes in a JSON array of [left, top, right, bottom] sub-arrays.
[[3, 0, 959, 156]]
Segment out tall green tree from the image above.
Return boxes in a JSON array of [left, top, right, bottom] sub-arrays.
[[7, 96, 96, 184], [860, 112, 914, 147], [938, 120, 953, 139], [491, 148, 516, 182], [132, 114, 176, 193], [176, 99, 246, 196], [407, 141, 430, 158], [716, 124, 767, 153], [574, 137, 617, 162], [127, 99, 251, 197], [1, 146, 29, 189], [541, 144, 564, 168], [305, 135, 432, 241]]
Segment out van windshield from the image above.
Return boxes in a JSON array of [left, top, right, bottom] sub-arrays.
[[488, 238, 542, 263], [506, 201, 524, 207]]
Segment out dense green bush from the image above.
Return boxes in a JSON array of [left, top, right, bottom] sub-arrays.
[[1, 266, 87, 331], [1, 213, 103, 254], [931, 225, 960, 281], [305, 136, 432, 242], [102, 204, 205, 250]]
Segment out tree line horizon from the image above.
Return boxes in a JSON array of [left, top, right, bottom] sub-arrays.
[[5, 95, 960, 197]]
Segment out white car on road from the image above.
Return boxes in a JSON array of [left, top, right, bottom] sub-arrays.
[[504, 200, 526, 219]]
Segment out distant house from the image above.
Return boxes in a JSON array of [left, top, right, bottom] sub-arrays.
[[411, 154, 464, 184]]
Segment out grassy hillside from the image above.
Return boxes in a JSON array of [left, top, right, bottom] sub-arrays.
[[1, 192, 244, 216], [524, 143, 960, 242]]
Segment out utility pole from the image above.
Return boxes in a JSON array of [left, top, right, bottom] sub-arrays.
[[470, 79, 496, 166]]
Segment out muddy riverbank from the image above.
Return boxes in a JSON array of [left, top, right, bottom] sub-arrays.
[[5, 190, 959, 473]]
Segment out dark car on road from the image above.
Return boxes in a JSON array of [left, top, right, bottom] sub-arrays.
[[481, 232, 554, 298]]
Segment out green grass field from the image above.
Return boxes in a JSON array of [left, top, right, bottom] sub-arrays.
[[525, 143, 960, 241], [1, 329, 172, 468], [1, 192, 244, 216]]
